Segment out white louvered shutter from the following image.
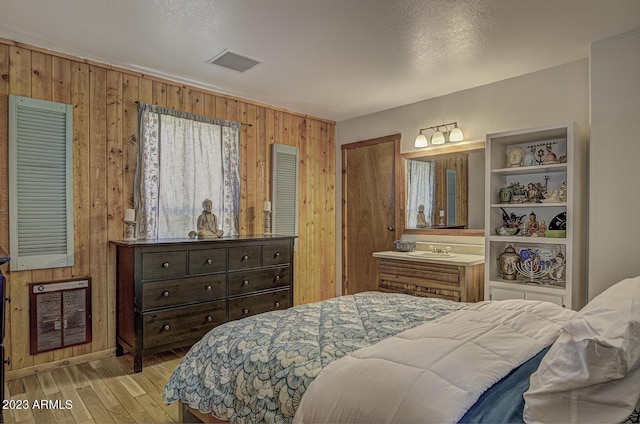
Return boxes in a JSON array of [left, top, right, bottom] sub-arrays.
[[271, 144, 299, 242], [9, 95, 74, 270]]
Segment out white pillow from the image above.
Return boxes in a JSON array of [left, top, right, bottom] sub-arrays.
[[523, 276, 640, 423]]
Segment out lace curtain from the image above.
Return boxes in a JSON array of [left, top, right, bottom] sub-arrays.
[[406, 159, 435, 228], [135, 102, 240, 239]]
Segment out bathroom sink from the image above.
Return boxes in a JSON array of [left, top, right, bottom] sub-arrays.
[[405, 251, 457, 258]]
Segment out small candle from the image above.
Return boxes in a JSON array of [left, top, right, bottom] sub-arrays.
[[439, 210, 445, 217], [124, 208, 135, 222], [263, 201, 271, 212]]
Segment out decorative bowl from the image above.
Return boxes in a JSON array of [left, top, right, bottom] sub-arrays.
[[495, 226, 519, 236], [394, 240, 416, 252]]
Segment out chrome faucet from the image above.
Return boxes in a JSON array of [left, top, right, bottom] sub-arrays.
[[429, 244, 452, 255]]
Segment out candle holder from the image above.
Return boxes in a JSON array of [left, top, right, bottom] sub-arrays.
[[124, 221, 136, 241], [515, 258, 549, 284], [263, 211, 272, 235]]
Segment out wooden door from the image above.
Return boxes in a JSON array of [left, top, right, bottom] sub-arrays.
[[342, 134, 401, 294]]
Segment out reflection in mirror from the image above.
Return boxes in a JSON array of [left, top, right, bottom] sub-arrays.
[[401, 141, 485, 236]]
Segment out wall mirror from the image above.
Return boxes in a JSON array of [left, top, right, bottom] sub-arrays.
[[399, 141, 485, 236]]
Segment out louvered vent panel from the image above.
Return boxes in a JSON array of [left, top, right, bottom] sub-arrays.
[[272, 144, 299, 239], [30, 279, 91, 354], [207, 50, 262, 73], [9, 95, 74, 270]]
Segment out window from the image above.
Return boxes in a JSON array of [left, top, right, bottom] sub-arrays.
[[9, 95, 74, 270], [406, 159, 435, 228], [136, 103, 241, 239]]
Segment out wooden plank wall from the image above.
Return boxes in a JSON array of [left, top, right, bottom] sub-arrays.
[[433, 153, 469, 227], [0, 39, 336, 373]]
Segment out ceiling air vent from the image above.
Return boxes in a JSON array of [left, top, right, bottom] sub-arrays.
[[207, 49, 262, 73]]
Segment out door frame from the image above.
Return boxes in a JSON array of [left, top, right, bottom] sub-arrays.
[[341, 133, 402, 294]]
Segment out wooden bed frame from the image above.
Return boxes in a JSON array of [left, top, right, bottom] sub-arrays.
[[179, 401, 227, 423]]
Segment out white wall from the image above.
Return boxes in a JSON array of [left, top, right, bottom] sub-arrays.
[[335, 60, 590, 296], [337, 59, 589, 150], [588, 29, 640, 299]]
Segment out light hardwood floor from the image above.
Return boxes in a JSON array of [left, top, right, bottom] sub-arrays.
[[4, 349, 189, 424]]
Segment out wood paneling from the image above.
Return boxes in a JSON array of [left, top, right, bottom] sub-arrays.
[[433, 153, 469, 227], [0, 39, 336, 373]]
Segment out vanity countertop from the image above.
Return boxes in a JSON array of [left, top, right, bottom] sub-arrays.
[[373, 250, 485, 266]]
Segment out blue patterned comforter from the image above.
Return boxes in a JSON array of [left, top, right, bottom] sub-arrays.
[[163, 291, 465, 423]]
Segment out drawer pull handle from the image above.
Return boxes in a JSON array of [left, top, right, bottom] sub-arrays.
[[206, 315, 213, 322], [241, 255, 249, 261], [274, 275, 280, 281], [274, 302, 280, 308], [242, 280, 249, 286], [206, 259, 212, 265], [163, 324, 170, 331], [162, 262, 169, 268], [205, 285, 212, 291], [243, 308, 249, 315], [275, 252, 281, 257], [162, 291, 170, 297]]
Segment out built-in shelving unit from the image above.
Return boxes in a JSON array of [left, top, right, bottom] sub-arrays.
[[484, 123, 586, 309]]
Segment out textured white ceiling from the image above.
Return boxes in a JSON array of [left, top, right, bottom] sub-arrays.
[[1, 0, 639, 121]]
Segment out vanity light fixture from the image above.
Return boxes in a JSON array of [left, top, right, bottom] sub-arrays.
[[414, 122, 464, 147]]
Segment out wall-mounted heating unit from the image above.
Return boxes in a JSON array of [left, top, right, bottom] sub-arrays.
[[29, 278, 91, 354]]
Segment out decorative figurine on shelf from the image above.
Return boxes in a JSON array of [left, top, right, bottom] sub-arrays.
[[558, 181, 567, 202], [542, 144, 559, 164], [500, 207, 525, 234], [548, 249, 566, 284], [498, 187, 513, 204], [537, 219, 547, 237], [497, 245, 520, 280], [197, 198, 224, 238], [524, 211, 539, 236], [524, 177, 549, 203], [525, 183, 539, 203], [540, 188, 561, 203], [507, 146, 525, 168], [524, 145, 537, 167], [416, 204, 428, 228]]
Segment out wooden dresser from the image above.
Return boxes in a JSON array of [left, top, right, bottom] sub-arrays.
[[110, 235, 294, 373], [374, 251, 484, 303]]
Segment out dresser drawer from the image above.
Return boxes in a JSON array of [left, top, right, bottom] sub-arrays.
[[228, 289, 291, 320], [188, 248, 227, 275], [228, 267, 290, 297], [143, 300, 226, 349], [142, 251, 187, 280], [142, 275, 226, 310], [263, 242, 291, 266], [228, 246, 261, 270]]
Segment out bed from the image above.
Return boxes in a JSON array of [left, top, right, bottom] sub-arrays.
[[164, 279, 640, 423]]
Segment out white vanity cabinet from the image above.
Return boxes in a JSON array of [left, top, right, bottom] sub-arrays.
[[484, 123, 586, 309]]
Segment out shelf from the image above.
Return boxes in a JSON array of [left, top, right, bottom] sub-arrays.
[[491, 202, 566, 208], [485, 122, 585, 309], [488, 279, 566, 291], [488, 236, 566, 244], [491, 163, 567, 175]]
